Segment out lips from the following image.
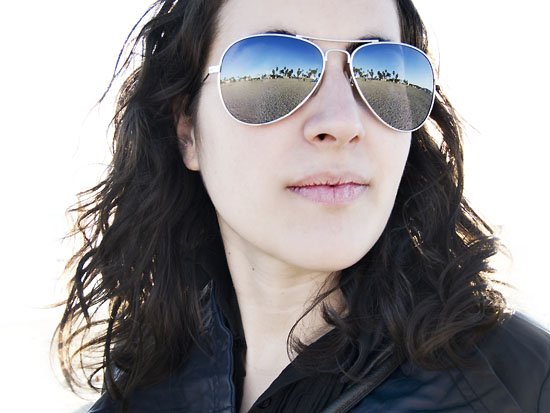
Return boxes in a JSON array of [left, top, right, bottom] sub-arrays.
[[287, 172, 369, 205], [288, 172, 369, 187]]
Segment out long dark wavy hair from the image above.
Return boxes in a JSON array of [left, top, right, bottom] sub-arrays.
[[54, 0, 508, 405]]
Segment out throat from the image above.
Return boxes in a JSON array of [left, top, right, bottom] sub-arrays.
[[239, 358, 289, 413]]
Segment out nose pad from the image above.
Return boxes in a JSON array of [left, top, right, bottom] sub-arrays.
[[319, 49, 358, 96], [311, 70, 355, 99], [348, 72, 355, 87], [323, 48, 352, 76], [302, 52, 365, 145]]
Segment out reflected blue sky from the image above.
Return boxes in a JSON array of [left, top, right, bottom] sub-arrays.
[[352, 44, 433, 89], [221, 36, 323, 80], [221, 36, 433, 91]]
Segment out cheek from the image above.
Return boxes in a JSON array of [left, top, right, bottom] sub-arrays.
[[195, 89, 287, 194], [194, 114, 280, 221], [366, 131, 411, 228], [193, 87, 412, 271], [376, 132, 411, 185]]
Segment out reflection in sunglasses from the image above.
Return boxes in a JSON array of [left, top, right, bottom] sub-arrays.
[[216, 35, 434, 129], [221, 75, 319, 124], [353, 68, 433, 131]]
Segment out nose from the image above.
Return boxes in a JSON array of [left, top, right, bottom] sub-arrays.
[[302, 50, 366, 147]]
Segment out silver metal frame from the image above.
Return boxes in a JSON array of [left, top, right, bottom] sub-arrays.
[[206, 33, 436, 133]]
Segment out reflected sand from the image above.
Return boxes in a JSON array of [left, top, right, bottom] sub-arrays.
[[222, 78, 317, 124], [356, 79, 433, 130]]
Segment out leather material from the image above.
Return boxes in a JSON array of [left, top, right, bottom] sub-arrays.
[[347, 313, 550, 413], [320, 350, 404, 413], [89, 281, 550, 412], [89, 282, 235, 413]]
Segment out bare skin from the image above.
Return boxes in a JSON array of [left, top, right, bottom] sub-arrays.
[[230, 252, 345, 412], [177, 0, 405, 411]]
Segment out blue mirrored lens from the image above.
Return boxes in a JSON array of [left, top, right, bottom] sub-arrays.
[[352, 43, 434, 131], [219, 35, 323, 124]]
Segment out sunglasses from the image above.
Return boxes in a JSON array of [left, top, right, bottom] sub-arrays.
[[205, 33, 436, 132]]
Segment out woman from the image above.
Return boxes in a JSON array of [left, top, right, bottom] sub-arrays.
[[56, 0, 550, 412]]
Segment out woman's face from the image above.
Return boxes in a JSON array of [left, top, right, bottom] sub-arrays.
[[179, 0, 410, 273]]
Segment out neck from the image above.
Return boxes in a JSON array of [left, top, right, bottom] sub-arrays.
[[222, 243, 344, 369]]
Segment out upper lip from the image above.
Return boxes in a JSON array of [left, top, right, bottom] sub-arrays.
[[288, 171, 370, 187]]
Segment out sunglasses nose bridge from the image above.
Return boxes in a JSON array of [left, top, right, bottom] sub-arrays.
[[323, 49, 351, 79], [323, 49, 352, 65], [322, 49, 354, 86]]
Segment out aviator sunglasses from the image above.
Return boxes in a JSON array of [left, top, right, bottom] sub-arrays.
[[205, 33, 436, 132]]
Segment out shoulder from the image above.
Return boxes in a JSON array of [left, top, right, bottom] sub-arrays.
[[350, 313, 550, 413], [86, 281, 233, 413], [478, 312, 550, 362], [475, 312, 550, 412], [87, 393, 120, 413]]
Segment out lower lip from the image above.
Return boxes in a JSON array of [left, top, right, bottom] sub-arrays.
[[288, 183, 368, 205]]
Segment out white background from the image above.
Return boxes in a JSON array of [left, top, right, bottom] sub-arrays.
[[0, 1, 548, 411]]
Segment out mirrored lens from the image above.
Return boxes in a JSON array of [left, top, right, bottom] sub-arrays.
[[352, 43, 434, 131], [219, 35, 324, 124]]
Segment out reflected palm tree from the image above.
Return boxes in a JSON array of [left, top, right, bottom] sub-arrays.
[[224, 66, 327, 83]]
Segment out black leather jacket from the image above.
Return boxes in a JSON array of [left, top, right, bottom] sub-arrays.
[[89, 281, 550, 412]]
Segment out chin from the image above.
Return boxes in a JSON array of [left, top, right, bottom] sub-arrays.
[[286, 245, 371, 273]]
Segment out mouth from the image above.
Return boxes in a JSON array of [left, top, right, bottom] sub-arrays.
[[288, 183, 368, 205], [289, 172, 369, 187], [287, 172, 369, 205]]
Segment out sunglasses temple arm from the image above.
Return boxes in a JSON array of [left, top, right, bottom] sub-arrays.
[[203, 65, 220, 82]]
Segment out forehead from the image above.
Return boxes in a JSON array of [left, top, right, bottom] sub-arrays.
[[212, 0, 401, 58]]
